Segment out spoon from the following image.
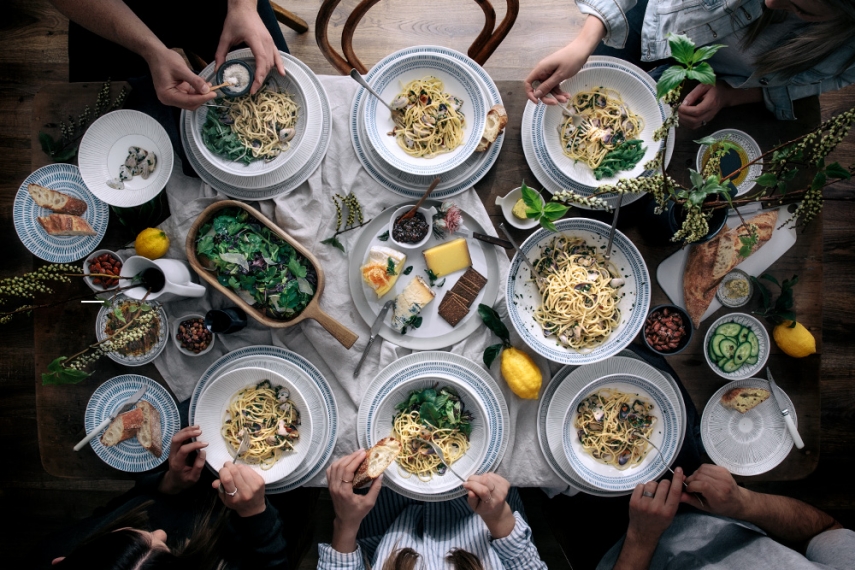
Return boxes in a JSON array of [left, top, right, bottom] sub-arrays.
[[603, 194, 623, 261], [632, 431, 705, 507], [398, 177, 441, 223], [499, 223, 547, 289], [349, 68, 397, 113], [414, 437, 466, 482]]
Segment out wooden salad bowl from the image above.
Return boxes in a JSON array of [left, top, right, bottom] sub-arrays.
[[185, 200, 358, 349]]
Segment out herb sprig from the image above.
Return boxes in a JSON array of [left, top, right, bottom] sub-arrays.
[[395, 384, 473, 437], [520, 181, 568, 231]]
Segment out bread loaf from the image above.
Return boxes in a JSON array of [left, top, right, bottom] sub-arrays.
[[36, 214, 96, 236], [721, 387, 771, 413], [136, 400, 163, 458], [353, 437, 401, 488], [28, 183, 88, 216], [99, 408, 144, 447], [476, 105, 508, 152]]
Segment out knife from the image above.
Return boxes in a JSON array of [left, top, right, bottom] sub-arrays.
[[354, 300, 394, 377], [453, 230, 513, 249], [74, 386, 148, 451], [766, 368, 805, 450]]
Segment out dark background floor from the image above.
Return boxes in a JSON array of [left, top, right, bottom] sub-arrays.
[[2, 2, 853, 568]]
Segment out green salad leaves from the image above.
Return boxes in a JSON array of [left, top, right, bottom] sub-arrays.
[[593, 139, 646, 180], [196, 208, 316, 319], [395, 385, 473, 437]]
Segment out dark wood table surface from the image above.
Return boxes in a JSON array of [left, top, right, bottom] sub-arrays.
[[29, 81, 822, 482]]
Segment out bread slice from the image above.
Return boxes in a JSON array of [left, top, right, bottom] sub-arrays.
[[476, 104, 508, 152], [353, 437, 401, 488], [136, 400, 163, 457], [36, 214, 96, 236], [721, 387, 771, 413], [28, 183, 88, 216], [99, 408, 144, 447]]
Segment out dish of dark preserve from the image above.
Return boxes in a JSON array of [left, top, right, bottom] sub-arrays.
[[393, 212, 429, 244]]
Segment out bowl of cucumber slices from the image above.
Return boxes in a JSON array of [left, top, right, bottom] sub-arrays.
[[704, 312, 770, 380]]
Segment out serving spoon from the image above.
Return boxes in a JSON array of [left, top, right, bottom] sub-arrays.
[[398, 177, 441, 222]]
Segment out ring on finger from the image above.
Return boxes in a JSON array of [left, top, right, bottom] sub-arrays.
[[226, 487, 238, 497], [341, 479, 353, 484], [642, 490, 655, 498]]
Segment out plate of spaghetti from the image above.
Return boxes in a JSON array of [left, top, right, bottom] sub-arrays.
[[361, 52, 487, 176], [194, 366, 313, 484], [562, 373, 682, 492], [506, 218, 650, 365]]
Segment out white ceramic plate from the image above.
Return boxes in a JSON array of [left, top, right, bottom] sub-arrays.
[[561, 374, 683, 493], [194, 366, 313, 484], [362, 51, 487, 176], [703, 312, 771, 381], [95, 299, 169, 367], [656, 204, 797, 323], [189, 346, 338, 494], [701, 378, 795, 476], [506, 218, 651, 365], [79, 110, 174, 207], [348, 202, 501, 350], [351, 47, 504, 199], [538, 354, 686, 496], [695, 129, 763, 196], [358, 352, 509, 501], [13, 164, 109, 263]]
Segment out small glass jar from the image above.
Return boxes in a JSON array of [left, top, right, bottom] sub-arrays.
[[716, 269, 753, 307]]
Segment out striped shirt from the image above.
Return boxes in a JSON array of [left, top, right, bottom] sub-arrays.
[[318, 488, 547, 570]]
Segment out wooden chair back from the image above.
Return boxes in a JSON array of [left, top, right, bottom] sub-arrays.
[[316, 0, 519, 74]]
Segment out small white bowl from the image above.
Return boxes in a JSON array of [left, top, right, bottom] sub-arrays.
[[703, 312, 770, 381], [495, 187, 542, 230], [388, 205, 436, 249], [83, 249, 124, 293], [695, 129, 763, 197], [172, 313, 216, 357]]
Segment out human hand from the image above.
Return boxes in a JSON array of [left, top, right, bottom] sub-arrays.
[[213, 462, 267, 517], [678, 82, 733, 129], [626, 467, 685, 544], [525, 44, 589, 105], [682, 463, 751, 518], [216, 1, 285, 94], [464, 473, 516, 538], [145, 46, 216, 110], [327, 450, 382, 530], [159, 425, 208, 495]]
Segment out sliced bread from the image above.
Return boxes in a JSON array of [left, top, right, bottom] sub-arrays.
[[136, 400, 163, 457], [99, 408, 144, 447], [28, 183, 88, 216], [476, 105, 508, 152], [720, 387, 771, 413], [36, 214, 96, 236], [353, 436, 401, 488]]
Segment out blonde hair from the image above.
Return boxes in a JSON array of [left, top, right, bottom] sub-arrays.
[[743, 0, 855, 78]]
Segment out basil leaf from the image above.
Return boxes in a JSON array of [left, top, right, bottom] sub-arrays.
[[403, 266, 413, 275], [386, 257, 397, 276], [377, 230, 390, 242]]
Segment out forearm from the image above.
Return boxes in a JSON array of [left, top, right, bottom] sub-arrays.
[[612, 530, 657, 570], [740, 490, 842, 547], [49, 0, 165, 62], [725, 86, 763, 108], [569, 15, 607, 58], [483, 503, 517, 539], [331, 519, 360, 554]]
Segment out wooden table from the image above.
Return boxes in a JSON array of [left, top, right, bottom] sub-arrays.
[[30, 81, 821, 482]]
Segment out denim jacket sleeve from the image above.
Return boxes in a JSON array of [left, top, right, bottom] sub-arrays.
[[575, 0, 639, 50], [763, 64, 855, 120]]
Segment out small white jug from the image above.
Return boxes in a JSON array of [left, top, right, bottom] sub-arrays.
[[120, 256, 206, 303]]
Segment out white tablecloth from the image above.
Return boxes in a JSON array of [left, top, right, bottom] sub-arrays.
[[151, 75, 566, 489]]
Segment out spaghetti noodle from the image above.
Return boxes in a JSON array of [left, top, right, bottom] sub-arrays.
[[559, 87, 644, 170], [221, 380, 300, 470], [575, 389, 656, 470], [532, 236, 625, 350], [387, 77, 466, 159]]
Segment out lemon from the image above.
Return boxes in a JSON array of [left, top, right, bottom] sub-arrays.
[[500, 346, 542, 399], [511, 199, 529, 220], [773, 321, 816, 358], [135, 228, 170, 260]]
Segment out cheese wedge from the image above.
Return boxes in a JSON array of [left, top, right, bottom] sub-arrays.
[[391, 276, 435, 333], [361, 246, 407, 297], [423, 238, 471, 277]]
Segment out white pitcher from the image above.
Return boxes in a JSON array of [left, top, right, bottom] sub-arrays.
[[120, 256, 206, 303]]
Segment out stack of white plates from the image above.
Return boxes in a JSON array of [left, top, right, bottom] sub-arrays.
[[351, 46, 503, 199], [522, 56, 675, 209], [180, 49, 331, 200], [189, 346, 338, 493], [537, 354, 687, 496], [358, 352, 509, 501]]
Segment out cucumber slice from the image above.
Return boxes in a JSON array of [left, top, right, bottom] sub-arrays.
[[718, 356, 730, 369], [710, 334, 726, 358], [738, 327, 750, 344], [748, 331, 759, 357], [719, 338, 737, 359], [734, 342, 752, 365], [746, 354, 759, 365], [716, 322, 742, 338], [722, 358, 741, 373]]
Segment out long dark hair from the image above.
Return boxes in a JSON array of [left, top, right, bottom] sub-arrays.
[[55, 498, 229, 570], [380, 547, 485, 570]]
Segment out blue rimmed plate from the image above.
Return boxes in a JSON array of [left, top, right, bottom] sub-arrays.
[[362, 51, 487, 176], [506, 218, 651, 365], [189, 346, 337, 493], [358, 351, 509, 501], [13, 164, 108, 262], [84, 374, 179, 472]]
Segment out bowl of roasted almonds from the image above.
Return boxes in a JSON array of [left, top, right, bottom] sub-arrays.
[[172, 313, 216, 357], [84, 250, 124, 292], [642, 304, 693, 356]]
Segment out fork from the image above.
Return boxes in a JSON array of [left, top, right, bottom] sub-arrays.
[[231, 432, 251, 465], [633, 431, 705, 507], [414, 437, 466, 483]]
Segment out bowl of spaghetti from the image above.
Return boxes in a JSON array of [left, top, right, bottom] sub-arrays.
[[194, 366, 313, 484], [541, 65, 665, 188], [561, 373, 682, 493], [505, 218, 650, 365], [361, 51, 487, 176]]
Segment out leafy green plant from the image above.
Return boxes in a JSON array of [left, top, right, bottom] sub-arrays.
[[395, 385, 473, 436], [479, 304, 512, 368], [655, 34, 724, 99], [520, 181, 568, 231], [751, 273, 799, 326]]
